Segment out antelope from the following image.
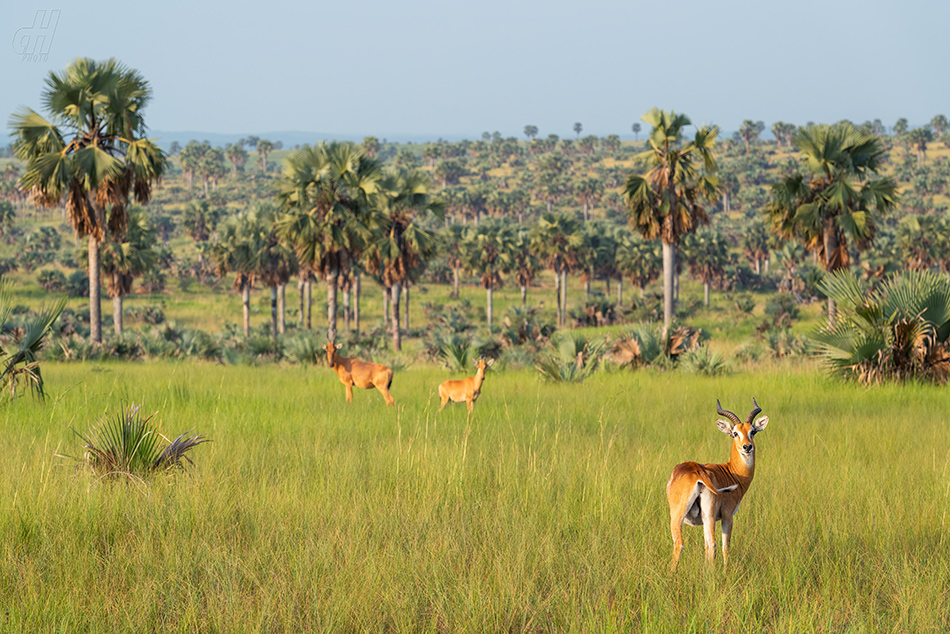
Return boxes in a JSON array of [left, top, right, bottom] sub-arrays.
[[324, 342, 395, 407], [666, 398, 769, 570], [438, 358, 493, 415]]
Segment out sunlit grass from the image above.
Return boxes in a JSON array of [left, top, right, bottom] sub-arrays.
[[1, 362, 948, 631]]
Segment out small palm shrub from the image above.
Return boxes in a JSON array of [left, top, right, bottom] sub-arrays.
[[679, 346, 728, 376], [535, 332, 609, 383], [609, 323, 665, 368], [0, 278, 66, 398], [72, 404, 209, 478], [284, 333, 325, 365], [813, 270, 950, 384]]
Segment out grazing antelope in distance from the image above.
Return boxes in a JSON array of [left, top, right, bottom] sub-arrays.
[[438, 358, 493, 415], [666, 399, 769, 570], [324, 342, 395, 407]]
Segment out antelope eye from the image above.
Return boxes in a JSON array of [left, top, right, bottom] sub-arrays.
[[731, 432, 738, 438], [750, 430, 757, 437]]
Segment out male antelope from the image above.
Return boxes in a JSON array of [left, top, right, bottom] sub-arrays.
[[324, 342, 395, 407], [438, 358, 493, 415], [666, 399, 769, 570]]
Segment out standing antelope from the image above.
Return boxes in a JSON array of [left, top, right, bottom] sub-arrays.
[[438, 358, 493, 415], [324, 342, 395, 407], [666, 398, 769, 570]]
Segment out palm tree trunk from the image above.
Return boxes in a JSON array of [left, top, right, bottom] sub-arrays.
[[824, 219, 839, 327], [343, 286, 351, 332], [391, 282, 402, 351], [354, 273, 361, 337], [89, 236, 102, 345], [278, 282, 286, 334], [327, 266, 339, 342], [554, 269, 562, 326], [662, 241, 675, 329], [404, 283, 410, 332], [298, 275, 305, 329], [305, 277, 312, 330], [521, 284, 527, 311], [704, 282, 710, 307], [764, 257, 770, 276], [242, 280, 251, 338], [487, 283, 494, 330], [383, 286, 391, 325], [616, 278, 623, 307], [270, 285, 278, 340], [453, 265, 460, 299], [112, 294, 123, 336], [560, 270, 568, 326]]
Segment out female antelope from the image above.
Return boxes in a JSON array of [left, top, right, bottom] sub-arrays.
[[666, 399, 769, 570], [438, 358, 493, 415]]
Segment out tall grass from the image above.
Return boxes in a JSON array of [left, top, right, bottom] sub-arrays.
[[1, 361, 948, 631]]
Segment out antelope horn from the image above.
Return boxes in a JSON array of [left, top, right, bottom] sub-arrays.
[[716, 399, 741, 426], [745, 398, 762, 425]]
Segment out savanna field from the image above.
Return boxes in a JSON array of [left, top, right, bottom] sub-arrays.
[[2, 359, 949, 633]]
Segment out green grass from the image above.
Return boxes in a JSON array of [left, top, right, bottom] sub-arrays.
[[1, 361, 948, 632]]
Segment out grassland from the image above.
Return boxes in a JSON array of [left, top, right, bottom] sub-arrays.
[[1, 361, 948, 632]]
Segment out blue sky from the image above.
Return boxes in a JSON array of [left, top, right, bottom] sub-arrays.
[[2, 0, 947, 142]]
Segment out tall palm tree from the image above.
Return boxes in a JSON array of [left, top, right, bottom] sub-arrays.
[[276, 142, 380, 342], [682, 228, 729, 306], [765, 122, 899, 325], [574, 177, 604, 221], [207, 206, 266, 338], [9, 57, 167, 344], [253, 204, 298, 339], [98, 205, 159, 335], [225, 143, 248, 178], [438, 223, 466, 299], [462, 218, 514, 330], [531, 212, 582, 327], [366, 166, 444, 351], [511, 226, 539, 310], [257, 139, 274, 174], [616, 230, 662, 303], [623, 108, 720, 329], [905, 127, 933, 165]]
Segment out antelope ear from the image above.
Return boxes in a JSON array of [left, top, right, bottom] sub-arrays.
[[486, 359, 494, 367], [335, 343, 343, 350], [752, 415, 769, 433], [716, 418, 735, 436]]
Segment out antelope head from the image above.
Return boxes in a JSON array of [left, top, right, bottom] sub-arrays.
[[325, 341, 342, 365], [715, 398, 769, 467]]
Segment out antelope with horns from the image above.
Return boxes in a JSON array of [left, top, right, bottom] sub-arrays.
[[325, 342, 395, 407], [438, 358, 493, 415], [666, 398, 769, 570]]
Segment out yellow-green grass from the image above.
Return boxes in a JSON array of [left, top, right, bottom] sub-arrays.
[[2, 362, 948, 632]]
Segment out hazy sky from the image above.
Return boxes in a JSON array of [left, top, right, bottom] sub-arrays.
[[2, 0, 947, 141]]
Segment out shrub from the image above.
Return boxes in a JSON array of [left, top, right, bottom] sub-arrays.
[[284, 333, 325, 365], [535, 332, 609, 383], [70, 404, 209, 479], [65, 270, 90, 298], [37, 269, 67, 292], [679, 346, 728, 376], [813, 269, 950, 384]]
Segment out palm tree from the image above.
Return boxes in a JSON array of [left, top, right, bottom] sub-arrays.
[[225, 143, 248, 178], [524, 125, 539, 140], [905, 127, 933, 165], [94, 205, 159, 335], [574, 178, 604, 221], [511, 225, 539, 310], [742, 219, 771, 275], [765, 122, 898, 325], [623, 108, 720, 329], [573, 122, 583, 137], [438, 223, 466, 299], [257, 139, 274, 175], [207, 206, 266, 338], [893, 118, 909, 136], [462, 218, 514, 330], [931, 115, 948, 137], [365, 166, 444, 351], [632, 123, 641, 141], [682, 228, 729, 306], [531, 212, 582, 327], [254, 204, 298, 339], [276, 142, 380, 342], [616, 230, 662, 303], [9, 57, 167, 344], [178, 141, 208, 193]]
